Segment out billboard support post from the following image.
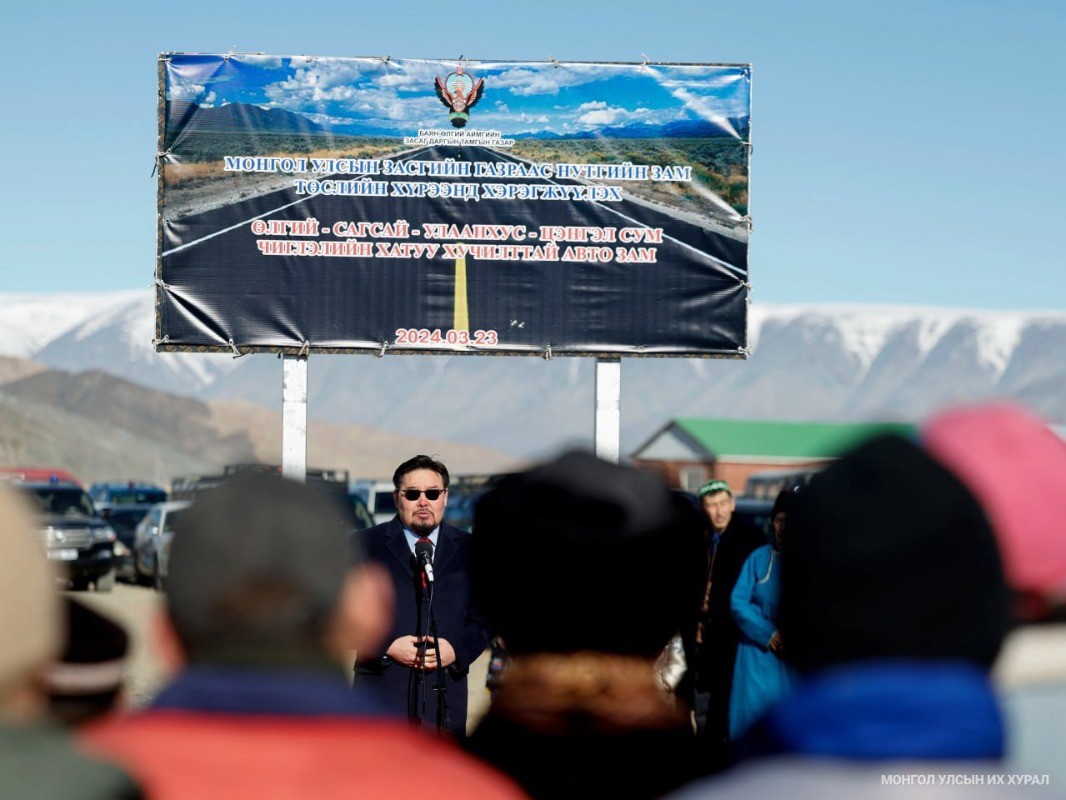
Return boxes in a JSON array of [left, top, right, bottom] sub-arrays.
[[282, 355, 308, 482], [595, 357, 621, 464]]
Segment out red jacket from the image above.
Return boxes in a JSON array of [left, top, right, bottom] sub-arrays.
[[83, 711, 526, 800]]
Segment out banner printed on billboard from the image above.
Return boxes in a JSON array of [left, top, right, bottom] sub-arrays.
[[157, 54, 752, 357]]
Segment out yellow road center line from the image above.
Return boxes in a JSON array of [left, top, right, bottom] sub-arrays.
[[453, 242, 469, 331]]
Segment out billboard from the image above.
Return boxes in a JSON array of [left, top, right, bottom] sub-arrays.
[[156, 54, 752, 357]]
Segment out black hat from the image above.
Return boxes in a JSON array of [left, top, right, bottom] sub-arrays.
[[770, 489, 795, 519], [471, 450, 704, 658], [45, 597, 128, 698], [780, 434, 1011, 674]]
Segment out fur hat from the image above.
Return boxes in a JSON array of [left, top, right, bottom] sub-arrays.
[[0, 484, 60, 692], [471, 450, 705, 658], [781, 434, 1011, 674]]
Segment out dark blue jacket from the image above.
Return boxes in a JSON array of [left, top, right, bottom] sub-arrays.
[[353, 518, 491, 736]]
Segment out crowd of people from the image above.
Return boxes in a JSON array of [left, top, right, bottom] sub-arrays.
[[1, 400, 1064, 798]]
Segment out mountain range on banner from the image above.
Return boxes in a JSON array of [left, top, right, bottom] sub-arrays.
[[2, 289, 1065, 459], [166, 100, 747, 141]]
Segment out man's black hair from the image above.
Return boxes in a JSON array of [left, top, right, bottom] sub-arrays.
[[392, 455, 450, 490]]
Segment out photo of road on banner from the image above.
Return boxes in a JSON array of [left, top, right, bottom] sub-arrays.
[[157, 54, 751, 358]]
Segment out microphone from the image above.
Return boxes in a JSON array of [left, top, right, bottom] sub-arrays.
[[415, 538, 435, 584]]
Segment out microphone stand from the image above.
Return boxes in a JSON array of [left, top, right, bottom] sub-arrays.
[[424, 582, 451, 735], [413, 555, 450, 735], [411, 569, 432, 725]]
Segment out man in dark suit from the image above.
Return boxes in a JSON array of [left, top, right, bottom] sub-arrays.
[[686, 479, 765, 766], [353, 455, 491, 737]]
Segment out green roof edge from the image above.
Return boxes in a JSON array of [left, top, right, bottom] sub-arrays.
[[673, 418, 917, 460]]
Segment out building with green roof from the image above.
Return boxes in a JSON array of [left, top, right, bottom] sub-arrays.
[[631, 418, 916, 495]]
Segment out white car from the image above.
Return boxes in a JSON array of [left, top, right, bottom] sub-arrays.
[[132, 500, 190, 589], [349, 480, 397, 526]]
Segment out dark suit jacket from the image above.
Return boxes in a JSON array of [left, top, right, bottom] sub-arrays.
[[687, 516, 766, 745], [352, 518, 491, 736]]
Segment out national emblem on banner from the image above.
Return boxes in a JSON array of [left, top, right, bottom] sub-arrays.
[[434, 64, 485, 127]]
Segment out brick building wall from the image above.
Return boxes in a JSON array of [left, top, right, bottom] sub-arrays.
[[632, 459, 710, 491], [633, 458, 825, 495]]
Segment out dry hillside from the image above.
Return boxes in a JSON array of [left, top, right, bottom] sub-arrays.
[[0, 363, 518, 486]]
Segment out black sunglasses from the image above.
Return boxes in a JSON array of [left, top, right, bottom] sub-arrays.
[[401, 488, 446, 502]]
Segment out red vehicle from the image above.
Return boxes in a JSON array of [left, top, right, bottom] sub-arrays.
[[0, 467, 83, 488]]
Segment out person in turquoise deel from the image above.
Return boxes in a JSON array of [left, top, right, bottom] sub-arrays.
[[728, 489, 795, 740]]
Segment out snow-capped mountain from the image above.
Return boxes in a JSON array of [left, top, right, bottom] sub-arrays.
[[0, 291, 241, 396], [3, 289, 1064, 457]]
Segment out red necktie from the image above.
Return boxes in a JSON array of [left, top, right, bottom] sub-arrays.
[[417, 537, 432, 589]]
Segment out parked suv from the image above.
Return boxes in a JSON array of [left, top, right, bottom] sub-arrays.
[[350, 480, 397, 526], [89, 481, 168, 509], [222, 464, 371, 530], [346, 492, 375, 531], [89, 482, 168, 581], [11, 480, 118, 591], [133, 500, 190, 589]]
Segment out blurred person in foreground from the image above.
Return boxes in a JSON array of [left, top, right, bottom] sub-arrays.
[[464, 450, 708, 799], [0, 485, 141, 799], [45, 597, 130, 729], [924, 402, 1066, 783], [670, 433, 1053, 799], [353, 454, 491, 737], [80, 472, 525, 799], [727, 489, 795, 741], [683, 479, 764, 763]]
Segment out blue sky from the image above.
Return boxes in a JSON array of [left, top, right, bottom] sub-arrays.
[[1, 0, 1063, 309]]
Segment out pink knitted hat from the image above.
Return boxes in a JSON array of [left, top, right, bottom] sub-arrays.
[[924, 402, 1066, 602]]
